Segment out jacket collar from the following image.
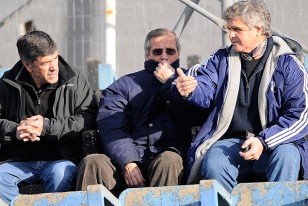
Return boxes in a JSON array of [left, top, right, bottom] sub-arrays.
[[144, 59, 180, 73]]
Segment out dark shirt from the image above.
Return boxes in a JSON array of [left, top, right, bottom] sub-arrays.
[[17, 70, 62, 160], [223, 37, 274, 139]]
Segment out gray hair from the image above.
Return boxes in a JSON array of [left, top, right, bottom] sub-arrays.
[[144, 28, 181, 56], [16, 30, 57, 65], [223, 0, 272, 37]]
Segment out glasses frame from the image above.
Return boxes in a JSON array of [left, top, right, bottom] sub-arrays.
[[151, 48, 177, 56]]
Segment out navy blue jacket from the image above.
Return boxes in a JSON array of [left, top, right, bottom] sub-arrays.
[[181, 36, 308, 183], [96, 60, 206, 170]]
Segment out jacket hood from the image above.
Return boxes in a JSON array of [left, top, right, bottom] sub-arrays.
[[272, 35, 302, 57]]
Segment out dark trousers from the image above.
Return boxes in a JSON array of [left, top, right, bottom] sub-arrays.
[[76, 150, 184, 196]]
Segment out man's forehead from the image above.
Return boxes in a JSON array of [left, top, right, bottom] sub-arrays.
[[36, 51, 58, 62], [150, 35, 176, 48], [226, 18, 247, 28]]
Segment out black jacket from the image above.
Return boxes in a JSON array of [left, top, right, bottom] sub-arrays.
[[0, 56, 98, 163]]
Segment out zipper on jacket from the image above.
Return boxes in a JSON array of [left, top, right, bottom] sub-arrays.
[[36, 89, 43, 115], [36, 89, 42, 105], [242, 71, 250, 103], [242, 66, 263, 103], [245, 83, 249, 103]]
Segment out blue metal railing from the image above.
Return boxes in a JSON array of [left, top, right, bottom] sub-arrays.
[[7, 180, 308, 206]]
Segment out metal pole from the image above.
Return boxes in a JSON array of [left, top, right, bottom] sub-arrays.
[[176, 0, 308, 55], [177, 0, 227, 31], [173, 0, 201, 38], [105, 0, 116, 73], [220, 0, 233, 46]]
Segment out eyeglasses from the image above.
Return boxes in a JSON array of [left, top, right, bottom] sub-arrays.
[[152, 48, 177, 56]]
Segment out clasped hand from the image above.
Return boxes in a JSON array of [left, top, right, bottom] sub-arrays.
[[16, 115, 44, 142]]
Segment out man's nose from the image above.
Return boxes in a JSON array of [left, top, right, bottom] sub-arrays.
[[229, 31, 235, 40], [49, 59, 57, 70], [160, 50, 169, 60]]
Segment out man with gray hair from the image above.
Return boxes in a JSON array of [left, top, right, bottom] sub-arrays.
[[76, 28, 206, 196], [0, 30, 98, 204], [157, 0, 308, 192]]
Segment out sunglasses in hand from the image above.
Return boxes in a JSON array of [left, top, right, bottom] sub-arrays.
[[152, 48, 177, 56]]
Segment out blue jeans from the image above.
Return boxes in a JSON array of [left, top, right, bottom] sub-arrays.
[[201, 138, 300, 193], [0, 160, 78, 204]]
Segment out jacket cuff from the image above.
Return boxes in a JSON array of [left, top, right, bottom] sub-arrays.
[[257, 136, 269, 151], [183, 92, 192, 101], [41, 118, 50, 136]]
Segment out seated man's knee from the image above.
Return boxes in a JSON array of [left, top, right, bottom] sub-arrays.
[[273, 144, 300, 162], [77, 154, 122, 191], [270, 144, 301, 171], [202, 154, 218, 178], [268, 144, 301, 181], [0, 173, 9, 185], [202, 147, 227, 175], [148, 151, 184, 186], [44, 161, 78, 192], [80, 154, 104, 166], [158, 151, 183, 169], [52, 161, 77, 178], [79, 154, 111, 170]]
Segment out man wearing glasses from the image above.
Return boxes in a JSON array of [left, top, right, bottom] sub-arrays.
[[76, 28, 205, 195]]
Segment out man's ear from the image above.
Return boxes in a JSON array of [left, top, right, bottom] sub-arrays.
[[255, 26, 263, 36], [145, 54, 150, 60], [22, 60, 32, 73]]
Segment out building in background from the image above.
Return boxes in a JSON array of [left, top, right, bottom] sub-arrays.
[[0, 0, 307, 89]]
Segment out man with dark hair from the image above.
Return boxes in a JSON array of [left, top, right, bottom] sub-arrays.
[[0, 30, 98, 204]]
